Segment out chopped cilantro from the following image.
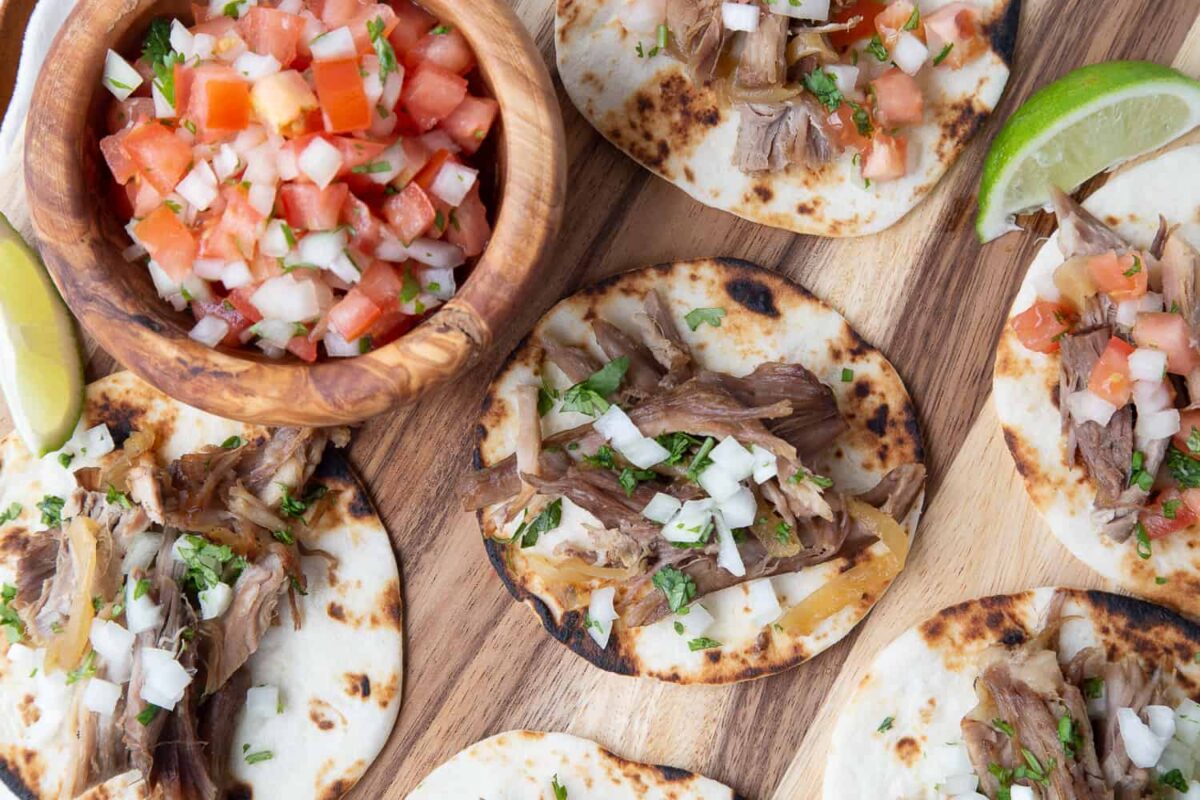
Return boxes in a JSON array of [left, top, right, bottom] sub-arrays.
[[0, 502, 21, 525], [866, 34, 889, 61], [367, 16, 399, 79], [136, 704, 161, 726], [220, 435, 244, 449], [559, 357, 630, 416], [0, 584, 25, 643], [552, 774, 568, 800], [687, 637, 721, 651], [803, 69, 843, 113], [37, 495, 64, 527], [877, 716, 895, 733], [684, 307, 726, 331], [510, 498, 562, 548], [933, 43, 954, 65], [66, 651, 97, 685], [652, 566, 696, 613]]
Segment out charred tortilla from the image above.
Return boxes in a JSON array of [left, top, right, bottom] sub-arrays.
[[995, 145, 1200, 615], [555, 0, 1019, 237], [407, 730, 741, 798], [469, 258, 925, 683], [824, 587, 1200, 799], [0, 371, 403, 800]]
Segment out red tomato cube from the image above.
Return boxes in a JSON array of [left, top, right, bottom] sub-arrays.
[[1088, 251, 1148, 303], [870, 68, 924, 127], [1087, 336, 1134, 407], [312, 57, 372, 133], [358, 260, 405, 306], [401, 62, 468, 131], [280, 183, 351, 230], [861, 132, 908, 182], [200, 186, 264, 261], [123, 121, 193, 195], [446, 184, 490, 258], [100, 130, 138, 186], [239, 7, 306, 67], [1010, 300, 1074, 354], [329, 288, 383, 340], [383, 182, 437, 243], [135, 205, 198, 281], [441, 96, 498, 154], [387, 0, 437, 54], [405, 27, 475, 74], [1133, 312, 1200, 375], [924, 2, 986, 68]]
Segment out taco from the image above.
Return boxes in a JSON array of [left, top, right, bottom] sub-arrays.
[[824, 587, 1200, 799], [407, 730, 740, 799], [995, 144, 1200, 613], [465, 258, 925, 683], [0, 372, 403, 799], [555, 0, 1020, 237]]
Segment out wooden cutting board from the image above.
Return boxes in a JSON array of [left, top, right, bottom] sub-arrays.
[[2, 1, 1200, 798]]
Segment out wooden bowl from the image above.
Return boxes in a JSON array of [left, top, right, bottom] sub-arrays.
[[25, 0, 565, 426]]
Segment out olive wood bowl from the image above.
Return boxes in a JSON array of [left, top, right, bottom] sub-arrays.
[[25, 0, 565, 426]]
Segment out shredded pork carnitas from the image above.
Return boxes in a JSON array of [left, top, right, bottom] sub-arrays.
[[12, 424, 348, 800]]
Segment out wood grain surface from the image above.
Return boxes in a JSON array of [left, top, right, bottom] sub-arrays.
[[2, 1, 1200, 799]]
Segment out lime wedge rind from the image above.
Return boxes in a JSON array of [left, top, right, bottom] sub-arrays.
[[977, 61, 1200, 243], [0, 213, 85, 456]]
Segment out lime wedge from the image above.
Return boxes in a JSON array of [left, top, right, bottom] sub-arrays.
[[0, 213, 84, 455], [977, 61, 1200, 243]]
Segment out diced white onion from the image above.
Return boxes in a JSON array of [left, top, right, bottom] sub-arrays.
[[193, 258, 226, 281], [243, 143, 279, 184], [298, 229, 348, 267], [429, 163, 478, 207], [586, 586, 617, 649], [125, 580, 163, 635], [1116, 300, 1140, 328], [189, 316, 230, 348], [277, 0, 301, 12], [1158, 738, 1195, 780], [250, 274, 322, 321], [420, 266, 456, 300], [1133, 380, 1172, 414], [245, 685, 281, 717], [192, 32, 216, 61], [721, 2, 759, 32], [89, 619, 135, 683], [420, 129, 460, 155], [1067, 389, 1118, 427], [618, 437, 671, 469], [151, 82, 174, 118], [673, 602, 714, 637], [767, 0, 828, 20], [222, 260, 253, 289], [213, 144, 241, 180], [276, 147, 299, 181], [248, 182, 276, 217], [328, 251, 362, 285], [616, 0, 666, 34], [374, 235, 410, 262], [717, 485, 757, 529], [252, 319, 298, 348], [309, 26, 356, 60], [594, 405, 642, 444], [1129, 348, 1168, 382], [323, 329, 365, 357], [406, 238, 466, 269], [380, 68, 404, 113], [1175, 699, 1200, 746], [714, 511, 746, 577], [83, 678, 121, 716], [298, 137, 343, 189], [642, 492, 682, 524], [824, 63, 860, 96], [170, 19, 195, 59], [1009, 787, 1035, 800], [1146, 705, 1176, 740], [139, 648, 192, 711], [79, 423, 115, 461], [1136, 408, 1180, 441], [198, 582, 233, 620], [175, 161, 219, 211], [103, 50, 143, 101], [710, 437, 756, 482], [122, 533, 162, 576], [662, 499, 714, 543], [745, 578, 781, 628], [940, 774, 979, 796], [365, 142, 406, 185], [1117, 707, 1168, 768], [892, 32, 928, 75], [750, 444, 778, 484], [260, 220, 291, 258], [235, 51, 281, 81], [697, 461, 742, 503]]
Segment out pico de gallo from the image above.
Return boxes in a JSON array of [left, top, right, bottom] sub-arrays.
[[1010, 188, 1200, 552], [99, 0, 498, 360], [616, 0, 990, 183]]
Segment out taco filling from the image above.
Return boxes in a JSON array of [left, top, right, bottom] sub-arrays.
[[1008, 188, 1200, 553], [466, 289, 925, 650], [953, 595, 1200, 800], [615, 0, 991, 183], [4, 423, 347, 799]]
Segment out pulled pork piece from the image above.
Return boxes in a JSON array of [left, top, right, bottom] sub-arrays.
[[540, 336, 602, 383], [800, 95, 837, 164], [15, 532, 68, 640], [639, 291, 693, 385], [593, 319, 664, 398], [856, 463, 926, 519], [127, 455, 165, 525], [1161, 230, 1200, 401], [198, 668, 250, 791], [241, 427, 346, 508], [668, 0, 726, 81], [735, 10, 787, 89], [151, 686, 218, 800], [525, 465, 661, 546], [1098, 657, 1164, 793], [202, 552, 288, 694], [711, 364, 848, 459], [735, 102, 808, 173], [1051, 187, 1129, 260]]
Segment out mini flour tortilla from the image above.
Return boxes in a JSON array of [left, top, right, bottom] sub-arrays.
[[476, 258, 925, 683], [555, 0, 1019, 237], [823, 587, 1200, 799], [0, 371, 404, 800], [994, 145, 1200, 615], [407, 730, 741, 799]]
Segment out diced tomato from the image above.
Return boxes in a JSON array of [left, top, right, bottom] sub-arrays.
[[1140, 488, 1198, 540], [188, 65, 252, 135], [446, 184, 490, 258], [1088, 251, 1148, 302], [1011, 301, 1075, 354], [367, 307, 415, 345], [280, 183, 351, 230], [357, 260, 404, 305], [123, 121, 193, 194], [861, 132, 908, 182], [1133, 312, 1200, 375], [200, 186, 264, 261], [193, 299, 254, 346], [100, 131, 138, 185], [239, 7, 306, 66], [874, 0, 921, 47], [828, 0, 887, 49], [870, 68, 924, 127], [135, 205, 197, 280], [1173, 409, 1200, 457], [1087, 336, 1134, 407], [321, 0, 367, 26], [387, 0, 437, 55], [106, 97, 156, 133], [405, 27, 475, 74], [341, 194, 387, 251], [413, 148, 452, 191], [287, 335, 319, 362], [383, 182, 437, 242], [825, 103, 872, 152], [393, 136, 432, 186], [401, 62, 468, 131], [173, 62, 195, 118], [226, 284, 265, 323], [346, 4, 398, 53], [924, 2, 986, 69], [330, 136, 389, 174], [311, 58, 372, 133], [131, 179, 166, 218], [440, 96, 498, 155], [329, 288, 383, 340]]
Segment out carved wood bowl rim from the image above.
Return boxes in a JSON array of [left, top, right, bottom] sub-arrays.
[[24, 0, 566, 426]]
